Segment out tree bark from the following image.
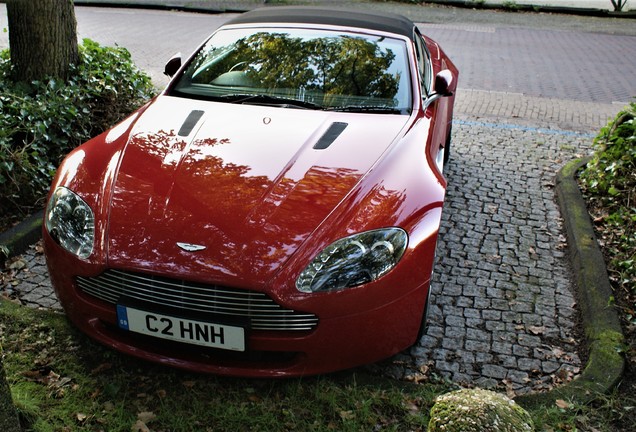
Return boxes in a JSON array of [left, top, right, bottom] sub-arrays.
[[0, 358, 20, 432], [6, 0, 79, 83]]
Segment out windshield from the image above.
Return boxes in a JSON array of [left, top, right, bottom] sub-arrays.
[[170, 27, 412, 114]]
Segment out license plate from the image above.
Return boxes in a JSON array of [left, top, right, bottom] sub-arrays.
[[117, 305, 245, 352]]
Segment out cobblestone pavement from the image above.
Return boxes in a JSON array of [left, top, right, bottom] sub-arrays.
[[372, 119, 589, 394]]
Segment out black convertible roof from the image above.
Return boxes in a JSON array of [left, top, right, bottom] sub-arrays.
[[225, 7, 417, 40]]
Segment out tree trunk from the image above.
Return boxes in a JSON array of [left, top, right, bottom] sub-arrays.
[[0, 358, 20, 432], [6, 0, 79, 83], [611, 0, 627, 11]]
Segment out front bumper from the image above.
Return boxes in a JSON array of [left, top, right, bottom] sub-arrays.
[[44, 236, 430, 377]]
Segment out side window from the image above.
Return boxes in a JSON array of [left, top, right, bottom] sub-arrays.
[[414, 32, 432, 96]]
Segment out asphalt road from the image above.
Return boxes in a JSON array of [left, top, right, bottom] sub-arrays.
[[1, 4, 635, 106], [72, 7, 636, 104]]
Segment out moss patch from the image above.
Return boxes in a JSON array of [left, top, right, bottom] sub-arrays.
[[428, 388, 533, 432]]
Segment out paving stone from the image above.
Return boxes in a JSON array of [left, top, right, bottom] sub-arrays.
[[456, 297, 474, 308], [442, 338, 464, 351], [485, 320, 506, 332], [466, 328, 491, 342], [482, 364, 508, 380], [475, 377, 499, 389], [465, 339, 491, 353], [492, 341, 513, 355], [463, 308, 481, 319], [498, 355, 518, 369], [542, 361, 561, 374]]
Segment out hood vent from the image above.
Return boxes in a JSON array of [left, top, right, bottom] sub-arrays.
[[313, 122, 348, 150], [178, 110, 205, 136]]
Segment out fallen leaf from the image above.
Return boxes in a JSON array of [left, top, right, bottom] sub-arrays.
[[131, 420, 151, 432], [503, 378, 516, 398], [593, 215, 606, 224], [404, 399, 420, 415], [22, 369, 45, 379], [556, 399, 570, 409], [8, 258, 26, 270], [405, 373, 428, 384], [137, 411, 156, 423], [91, 363, 113, 375], [34, 242, 45, 254], [339, 410, 355, 420], [47, 370, 60, 380], [528, 326, 545, 335], [552, 347, 566, 358]]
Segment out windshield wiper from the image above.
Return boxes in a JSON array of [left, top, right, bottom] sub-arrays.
[[326, 106, 406, 114], [216, 94, 324, 110]]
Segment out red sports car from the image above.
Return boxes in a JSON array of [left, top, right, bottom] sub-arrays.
[[43, 7, 457, 377]]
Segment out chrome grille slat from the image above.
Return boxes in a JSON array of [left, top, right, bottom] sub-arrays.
[[77, 269, 318, 331]]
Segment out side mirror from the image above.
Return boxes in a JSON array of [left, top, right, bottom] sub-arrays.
[[164, 53, 182, 78], [424, 69, 455, 109], [434, 69, 455, 97]]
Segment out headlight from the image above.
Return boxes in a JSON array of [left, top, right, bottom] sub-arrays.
[[45, 187, 95, 259], [296, 228, 408, 293]]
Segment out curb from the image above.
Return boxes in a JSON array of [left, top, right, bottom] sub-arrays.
[[0, 211, 43, 261], [426, 0, 636, 18], [515, 158, 625, 409], [72, 0, 255, 14]]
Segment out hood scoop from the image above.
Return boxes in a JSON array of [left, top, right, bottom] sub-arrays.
[[314, 122, 348, 150], [178, 110, 205, 136]]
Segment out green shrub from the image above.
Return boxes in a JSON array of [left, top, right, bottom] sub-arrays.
[[0, 39, 155, 225], [580, 102, 636, 321], [502, 0, 520, 10]]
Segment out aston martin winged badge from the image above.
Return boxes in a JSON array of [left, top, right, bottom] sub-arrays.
[[176, 242, 207, 252]]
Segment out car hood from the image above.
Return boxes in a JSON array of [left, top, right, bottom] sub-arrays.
[[107, 96, 410, 287]]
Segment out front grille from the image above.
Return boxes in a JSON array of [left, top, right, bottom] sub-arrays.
[[77, 269, 319, 331]]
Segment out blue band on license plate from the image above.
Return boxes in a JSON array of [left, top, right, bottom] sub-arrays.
[[116, 305, 245, 352]]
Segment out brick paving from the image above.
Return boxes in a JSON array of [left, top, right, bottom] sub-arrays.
[[420, 23, 636, 105], [1, 2, 634, 394], [454, 89, 622, 132]]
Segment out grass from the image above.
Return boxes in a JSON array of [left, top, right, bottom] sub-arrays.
[[2, 299, 636, 431], [0, 300, 453, 431]]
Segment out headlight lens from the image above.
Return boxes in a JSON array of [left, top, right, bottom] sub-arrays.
[[296, 228, 408, 293], [45, 187, 95, 259]]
